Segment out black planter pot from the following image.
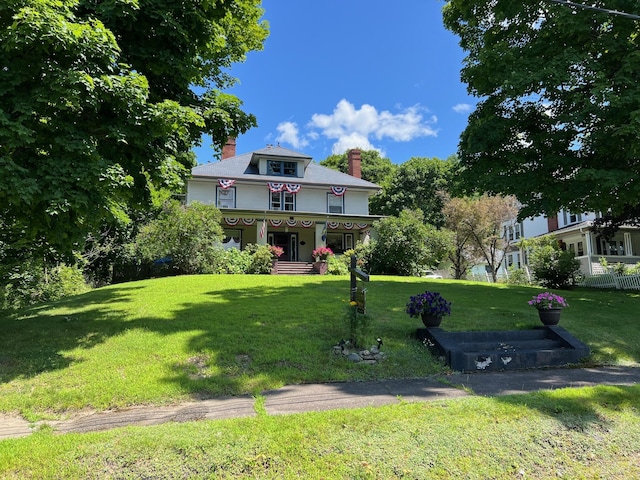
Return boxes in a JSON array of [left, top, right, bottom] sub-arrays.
[[421, 313, 442, 328], [537, 308, 562, 326]]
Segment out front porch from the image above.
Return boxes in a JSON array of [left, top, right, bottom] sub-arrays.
[[578, 254, 640, 275], [218, 210, 379, 263]]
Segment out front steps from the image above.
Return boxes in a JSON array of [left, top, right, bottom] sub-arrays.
[[417, 326, 590, 372], [275, 261, 318, 275]]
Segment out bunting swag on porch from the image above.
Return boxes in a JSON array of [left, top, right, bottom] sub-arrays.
[[218, 179, 236, 189], [268, 182, 301, 193], [330, 186, 347, 196]]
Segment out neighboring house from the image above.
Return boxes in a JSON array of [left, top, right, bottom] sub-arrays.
[[186, 139, 381, 262], [500, 210, 640, 276]]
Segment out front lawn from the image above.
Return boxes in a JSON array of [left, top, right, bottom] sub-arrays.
[[1, 385, 639, 478], [1, 275, 639, 420]]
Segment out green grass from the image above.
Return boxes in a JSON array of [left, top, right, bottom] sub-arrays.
[[1, 385, 639, 478], [1, 275, 639, 421]]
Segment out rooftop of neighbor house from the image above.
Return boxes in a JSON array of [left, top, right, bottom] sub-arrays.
[[191, 144, 381, 190]]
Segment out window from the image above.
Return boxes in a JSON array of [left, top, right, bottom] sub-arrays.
[[216, 187, 235, 208], [270, 191, 295, 211], [267, 160, 297, 177], [515, 223, 522, 239], [577, 241, 584, 256], [325, 233, 353, 254], [327, 193, 344, 213], [563, 210, 582, 225], [222, 229, 241, 250]]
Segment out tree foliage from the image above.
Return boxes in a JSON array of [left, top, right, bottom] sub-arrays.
[[369, 157, 455, 225], [134, 201, 224, 275], [443, 0, 640, 228], [0, 0, 268, 260], [369, 210, 450, 276], [443, 194, 519, 282], [442, 196, 478, 279]]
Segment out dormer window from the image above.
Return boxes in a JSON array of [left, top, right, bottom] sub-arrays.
[[267, 160, 297, 177]]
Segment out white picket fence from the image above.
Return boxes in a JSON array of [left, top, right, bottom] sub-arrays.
[[579, 273, 640, 290]]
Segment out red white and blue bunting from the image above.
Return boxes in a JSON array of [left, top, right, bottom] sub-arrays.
[[224, 218, 369, 230], [218, 179, 236, 189], [330, 186, 347, 196], [268, 182, 302, 193], [267, 182, 285, 192]]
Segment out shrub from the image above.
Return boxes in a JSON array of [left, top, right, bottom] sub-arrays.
[[369, 210, 449, 276], [327, 255, 349, 275], [525, 236, 580, 289], [245, 244, 274, 274], [612, 262, 627, 275], [506, 267, 530, 285], [0, 260, 89, 310], [134, 201, 225, 275], [220, 248, 252, 274], [628, 263, 640, 275]]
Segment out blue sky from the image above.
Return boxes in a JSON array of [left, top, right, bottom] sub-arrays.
[[193, 0, 476, 165]]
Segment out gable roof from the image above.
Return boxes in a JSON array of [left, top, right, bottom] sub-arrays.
[[191, 146, 380, 190]]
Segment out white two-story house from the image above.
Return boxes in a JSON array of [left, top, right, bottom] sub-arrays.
[[502, 210, 640, 276], [186, 139, 381, 262]]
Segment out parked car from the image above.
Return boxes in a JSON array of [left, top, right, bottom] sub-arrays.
[[423, 270, 443, 279]]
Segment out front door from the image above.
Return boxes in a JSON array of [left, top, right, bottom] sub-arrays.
[[269, 233, 297, 261]]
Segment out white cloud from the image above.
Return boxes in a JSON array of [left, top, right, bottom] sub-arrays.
[[275, 121, 309, 149], [452, 103, 472, 114], [275, 99, 438, 155]]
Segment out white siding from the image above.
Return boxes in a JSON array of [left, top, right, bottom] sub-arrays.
[[187, 179, 372, 215]]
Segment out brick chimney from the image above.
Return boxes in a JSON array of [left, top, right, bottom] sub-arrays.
[[546, 215, 559, 232], [347, 148, 361, 179], [222, 137, 236, 160]]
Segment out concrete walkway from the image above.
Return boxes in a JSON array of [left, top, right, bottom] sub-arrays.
[[2, 366, 639, 440]]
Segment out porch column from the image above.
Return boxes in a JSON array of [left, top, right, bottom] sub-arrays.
[[584, 231, 594, 275], [256, 220, 267, 245], [624, 232, 633, 256], [315, 222, 327, 248]]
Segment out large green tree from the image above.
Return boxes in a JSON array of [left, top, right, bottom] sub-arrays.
[[369, 156, 455, 226], [443, 0, 640, 228], [0, 0, 267, 260]]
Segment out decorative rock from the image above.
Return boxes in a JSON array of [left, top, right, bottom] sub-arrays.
[[347, 353, 362, 362], [332, 342, 385, 365]]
